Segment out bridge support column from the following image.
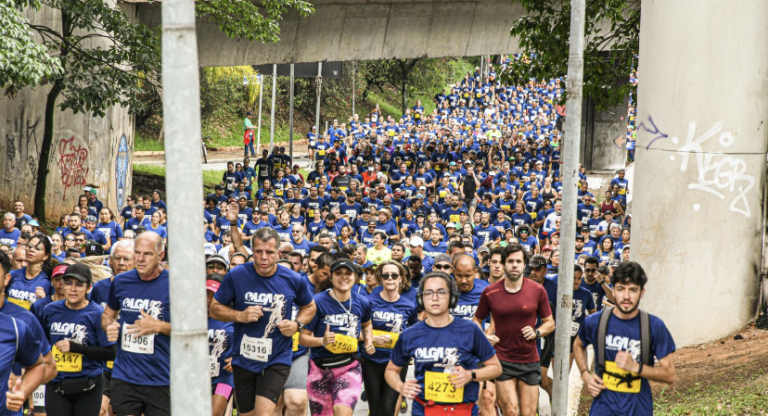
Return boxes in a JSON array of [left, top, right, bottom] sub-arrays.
[[632, 0, 768, 346]]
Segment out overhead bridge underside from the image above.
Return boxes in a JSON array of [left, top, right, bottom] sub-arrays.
[[131, 0, 525, 67]]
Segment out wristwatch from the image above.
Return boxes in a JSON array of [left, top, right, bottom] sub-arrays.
[[295, 320, 305, 333], [471, 371, 477, 380], [535, 329, 541, 339]]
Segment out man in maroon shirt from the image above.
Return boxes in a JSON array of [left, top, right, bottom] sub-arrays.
[[473, 244, 555, 416]]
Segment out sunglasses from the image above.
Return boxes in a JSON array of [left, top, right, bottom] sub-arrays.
[[585, 268, 597, 273], [433, 264, 452, 271], [381, 273, 400, 281]]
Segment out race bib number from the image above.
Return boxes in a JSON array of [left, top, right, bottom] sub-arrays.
[[415, 113, 421, 119], [425, 371, 464, 403], [209, 355, 220, 378], [53, 345, 83, 372], [439, 191, 447, 198], [32, 385, 45, 408], [106, 360, 114, 369], [292, 332, 299, 352], [570, 322, 580, 337], [276, 189, 284, 196], [449, 215, 460, 224], [121, 322, 155, 354], [372, 330, 399, 349], [619, 188, 626, 195], [318, 149, 326, 156], [388, 130, 396, 137], [602, 361, 641, 393], [530, 212, 537, 220], [241, 334, 272, 362], [8, 297, 30, 310], [325, 334, 358, 354], [502, 205, 510, 211]]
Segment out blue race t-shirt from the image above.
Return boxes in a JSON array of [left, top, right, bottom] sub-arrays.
[[90, 278, 113, 311], [571, 287, 596, 335], [362, 293, 418, 365], [0, 300, 51, 377], [0, 313, 41, 416], [208, 317, 235, 387], [42, 301, 113, 382], [107, 269, 171, 386], [0, 229, 20, 248], [578, 311, 676, 416], [451, 279, 490, 320], [214, 264, 313, 373], [390, 318, 496, 416], [7, 268, 51, 310], [306, 290, 372, 360]]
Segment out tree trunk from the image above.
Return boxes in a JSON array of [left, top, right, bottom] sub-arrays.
[[34, 80, 63, 220]]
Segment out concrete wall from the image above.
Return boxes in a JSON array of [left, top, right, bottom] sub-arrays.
[[133, 0, 526, 67], [583, 96, 628, 171], [0, 4, 133, 221], [632, 0, 768, 347]]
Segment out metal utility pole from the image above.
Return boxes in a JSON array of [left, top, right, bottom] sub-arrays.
[[552, 0, 586, 415], [256, 74, 263, 155], [161, 0, 210, 415], [269, 64, 277, 152], [289, 63, 295, 162], [315, 62, 323, 143], [351, 61, 356, 117]]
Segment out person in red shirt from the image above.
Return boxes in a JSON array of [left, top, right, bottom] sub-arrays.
[[473, 244, 555, 416]]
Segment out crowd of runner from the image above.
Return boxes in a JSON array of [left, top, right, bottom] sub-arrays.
[[0, 59, 674, 416]]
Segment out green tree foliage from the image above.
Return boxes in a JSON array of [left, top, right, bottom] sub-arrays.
[[1, 0, 312, 220], [0, 0, 63, 96], [505, 0, 640, 111], [359, 58, 472, 114]]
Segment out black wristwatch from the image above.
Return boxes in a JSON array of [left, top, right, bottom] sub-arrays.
[[295, 320, 305, 333], [471, 371, 477, 380], [535, 329, 541, 339], [229, 220, 238, 226]]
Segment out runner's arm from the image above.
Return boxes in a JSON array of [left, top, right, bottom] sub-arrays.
[[537, 314, 555, 338], [472, 355, 502, 382], [619, 352, 676, 385], [209, 298, 246, 323], [101, 305, 119, 332], [295, 301, 317, 332]]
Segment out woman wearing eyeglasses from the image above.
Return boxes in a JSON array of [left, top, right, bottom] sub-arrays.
[[41, 263, 116, 416], [385, 272, 501, 416], [362, 261, 418, 416]]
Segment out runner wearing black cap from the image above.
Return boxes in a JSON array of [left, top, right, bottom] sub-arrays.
[[42, 263, 116, 416], [300, 259, 374, 416]]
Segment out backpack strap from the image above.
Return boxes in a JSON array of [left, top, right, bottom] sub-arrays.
[[639, 310, 652, 366], [595, 306, 614, 372]]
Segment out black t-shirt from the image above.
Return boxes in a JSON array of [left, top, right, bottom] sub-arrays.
[[462, 174, 477, 198]]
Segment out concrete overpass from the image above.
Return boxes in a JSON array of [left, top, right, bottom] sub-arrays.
[[131, 0, 525, 67]]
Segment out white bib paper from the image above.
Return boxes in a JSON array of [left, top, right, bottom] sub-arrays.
[[241, 334, 272, 362], [209, 355, 220, 378], [121, 322, 155, 354]]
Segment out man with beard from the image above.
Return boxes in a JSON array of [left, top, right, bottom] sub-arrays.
[[473, 244, 554, 416], [474, 212, 501, 249], [574, 262, 676, 416]]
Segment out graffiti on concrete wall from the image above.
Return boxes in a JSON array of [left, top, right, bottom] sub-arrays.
[[642, 115, 756, 218], [56, 136, 89, 200], [5, 108, 41, 182], [115, 134, 129, 210]]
